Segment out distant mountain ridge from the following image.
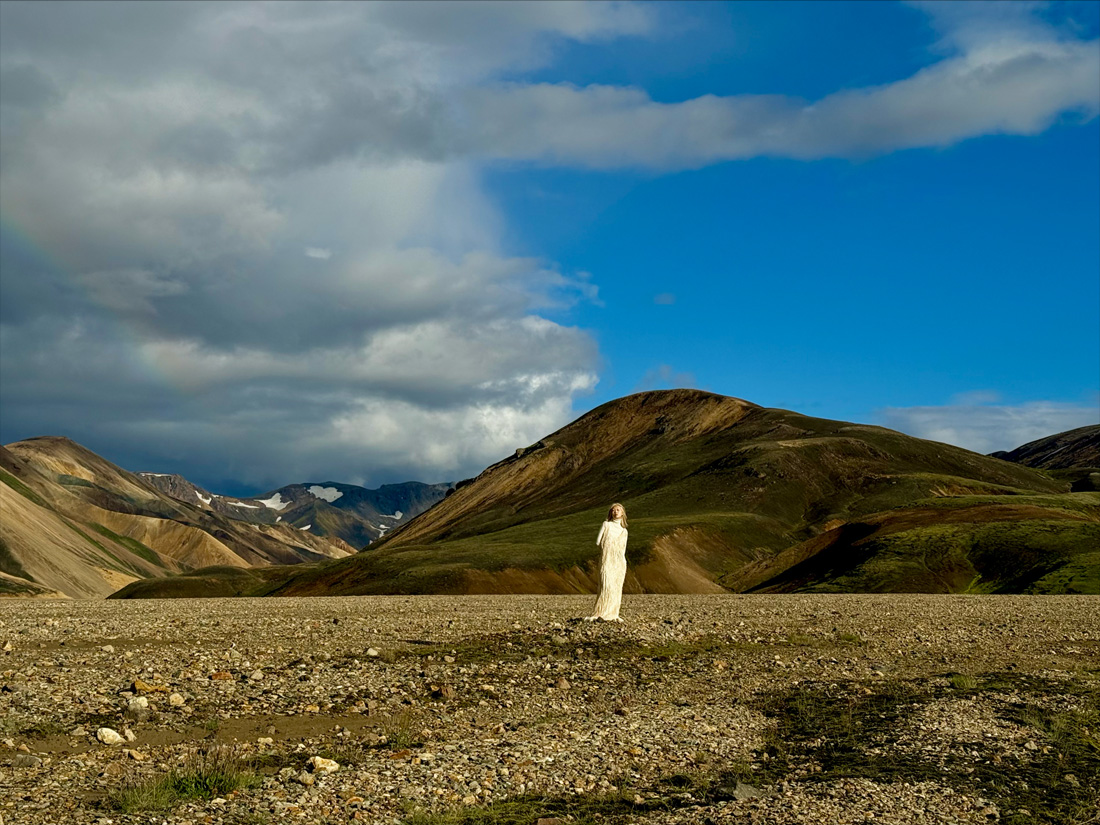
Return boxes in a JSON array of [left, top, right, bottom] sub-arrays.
[[136, 474, 452, 548], [1, 437, 356, 598], [988, 424, 1099, 469]]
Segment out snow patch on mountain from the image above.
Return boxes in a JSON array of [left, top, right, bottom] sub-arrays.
[[256, 493, 289, 511], [300, 524, 312, 531], [196, 492, 211, 505], [308, 485, 343, 502], [228, 501, 260, 509]]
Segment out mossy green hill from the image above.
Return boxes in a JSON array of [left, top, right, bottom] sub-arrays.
[[220, 389, 1096, 598]]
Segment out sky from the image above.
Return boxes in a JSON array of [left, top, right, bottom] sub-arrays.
[[0, 0, 1097, 495]]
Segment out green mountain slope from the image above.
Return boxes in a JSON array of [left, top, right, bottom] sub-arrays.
[[238, 390, 1093, 598]]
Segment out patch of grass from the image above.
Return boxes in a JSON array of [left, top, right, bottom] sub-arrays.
[[949, 673, 979, 690], [996, 700, 1100, 825], [402, 793, 639, 825], [750, 674, 1100, 825], [835, 632, 863, 645], [0, 535, 34, 582], [108, 746, 260, 813], [379, 711, 423, 749], [0, 468, 48, 507], [20, 718, 67, 738], [88, 522, 164, 567], [785, 633, 817, 646]]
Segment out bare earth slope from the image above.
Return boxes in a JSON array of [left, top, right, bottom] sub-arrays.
[[1, 438, 353, 598], [249, 390, 1094, 598]]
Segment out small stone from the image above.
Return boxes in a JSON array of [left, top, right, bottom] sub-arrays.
[[295, 770, 315, 786], [307, 756, 339, 774], [731, 782, 762, 800], [168, 692, 185, 706], [70, 726, 86, 737], [554, 677, 571, 690], [10, 753, 42, 768], [100, 645, 114, 654], [131, 679, 168, 694], [443, 655, 455, 663], [210, 671, 233, 680], [2, 641, 12, 652], [257, 737, 274, 746], [123, 728, 136, 742], [1024, 741, 1039, 751], [249, 669, 264, 681], [96, 727, 124, 746], [124, 749, 146, 762], [228, 648, 242, 661], [126, 697, 150, 722], [366, 648, 380, 658], [1065, 774, 1080, 787]]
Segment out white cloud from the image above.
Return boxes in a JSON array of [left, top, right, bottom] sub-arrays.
[[634, 364, 698, 393], [460, 29, 1098, 168], [877, 398, 1099, 454], [1, 0, 1096, 488]]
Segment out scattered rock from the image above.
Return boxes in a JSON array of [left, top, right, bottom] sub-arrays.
[[130, 678, 168, 694], [249, 669, 264, 681], [168, 692, 185, 706], [10, 754, 42, 768], [210, 671, 233, 680], [96, 727, 124, 746], [307, 756, 340, 774], [366, 648, 380, 658]]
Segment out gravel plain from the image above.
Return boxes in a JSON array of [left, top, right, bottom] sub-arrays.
[[1, 594, 1097, 825]]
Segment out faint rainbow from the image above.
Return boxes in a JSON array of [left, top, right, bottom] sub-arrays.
[[0, 217, 188, 395]]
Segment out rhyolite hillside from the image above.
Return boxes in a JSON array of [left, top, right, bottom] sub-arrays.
[[1, 437, 354, 598]]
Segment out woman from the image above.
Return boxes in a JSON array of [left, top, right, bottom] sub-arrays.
[[586, 502, 628, 622]]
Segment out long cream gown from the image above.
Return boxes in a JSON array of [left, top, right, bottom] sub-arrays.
[[586, 518, 628, 621]]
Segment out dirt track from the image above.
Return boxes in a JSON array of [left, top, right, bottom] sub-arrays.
[[1, 594, 1097, 824]]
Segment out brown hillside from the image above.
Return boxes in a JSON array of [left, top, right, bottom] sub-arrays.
[[253, 390, 1090, 599], [2, 436, 353, 598]]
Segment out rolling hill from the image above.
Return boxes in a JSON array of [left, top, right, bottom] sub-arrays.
[[990, 423, 1100, 492], [1, 437, 355, 598], [136, 473, 451, 548], [227, 390, 1097, 599]]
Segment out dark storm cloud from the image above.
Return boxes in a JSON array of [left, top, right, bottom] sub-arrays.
[[1, 0, 1095, 488]]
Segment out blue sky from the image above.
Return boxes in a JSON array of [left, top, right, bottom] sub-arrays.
[[0, 1, 1097, 492]]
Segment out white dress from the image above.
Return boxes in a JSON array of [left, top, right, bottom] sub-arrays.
[[586, 519, 628, 621]]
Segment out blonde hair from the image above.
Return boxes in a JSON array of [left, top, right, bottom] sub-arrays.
[[607, 502, 627, 528]]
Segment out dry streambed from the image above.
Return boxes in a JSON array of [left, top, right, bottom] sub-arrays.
[[0, 595, 1097, 825]]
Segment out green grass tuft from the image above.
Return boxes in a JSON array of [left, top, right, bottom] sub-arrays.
[[108, 746, 259, 813]]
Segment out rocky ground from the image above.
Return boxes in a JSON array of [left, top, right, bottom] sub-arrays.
[[1, 595, 1097, 825]]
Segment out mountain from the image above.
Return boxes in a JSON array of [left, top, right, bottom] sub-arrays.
[[233, 390, 1096, 599], [135, 474, 452, 548], [990, 424, 1100, 493], [1, 437, 354, 598]]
